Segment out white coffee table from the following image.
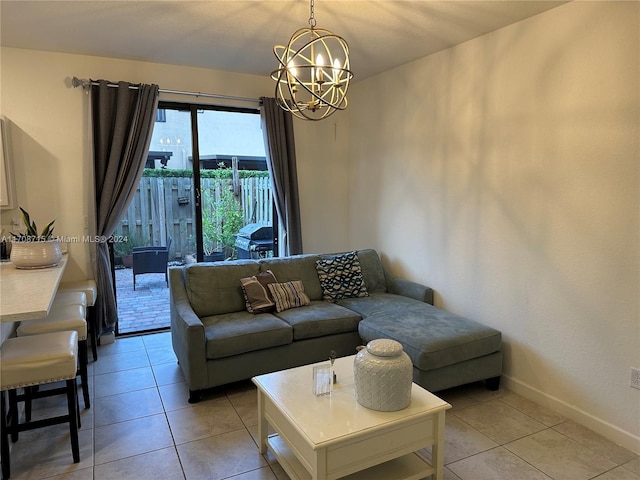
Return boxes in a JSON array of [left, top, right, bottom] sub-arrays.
[[252, 355, 451, 480]]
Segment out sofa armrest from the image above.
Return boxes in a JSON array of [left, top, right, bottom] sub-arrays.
[[386, 275, 434, 305], [169, 267, 208, 391]]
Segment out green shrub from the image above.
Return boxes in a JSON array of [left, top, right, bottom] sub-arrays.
[[142, 168, 268, 179]]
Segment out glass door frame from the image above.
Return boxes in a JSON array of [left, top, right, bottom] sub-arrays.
[[159, 101, 266, 262]]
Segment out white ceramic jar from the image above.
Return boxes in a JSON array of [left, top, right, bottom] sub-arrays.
[[353, 338, 413, 411]]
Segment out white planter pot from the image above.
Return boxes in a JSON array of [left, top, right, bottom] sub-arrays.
[[354, 339, 413, 411], [10, 239, 62, 269]]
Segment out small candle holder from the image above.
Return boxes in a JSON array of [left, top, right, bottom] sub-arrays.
[[313, 364, 332, 396]]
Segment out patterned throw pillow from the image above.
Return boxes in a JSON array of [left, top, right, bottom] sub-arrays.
[[240, 270, 278, 314], [267, 280, 311, 313], [315, 252, 369, 302]]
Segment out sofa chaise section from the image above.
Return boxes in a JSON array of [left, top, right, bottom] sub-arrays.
[[338, 249, 502, 392], [338, 293, 503, 392]]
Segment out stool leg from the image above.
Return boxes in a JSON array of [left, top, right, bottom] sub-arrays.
[[24, 387, 33, 422], [76, 388, 81, 430], [78, 340, 90, 409], [1, 391, 10, 480], [65, 379, 80, 464], [87, 306, 98, 361], [7, 390, 18, 443]]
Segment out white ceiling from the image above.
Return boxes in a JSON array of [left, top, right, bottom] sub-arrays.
[[1, 1, 567, 81]]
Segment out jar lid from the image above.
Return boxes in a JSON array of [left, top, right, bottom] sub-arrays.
[[366, 339, 404, 357]]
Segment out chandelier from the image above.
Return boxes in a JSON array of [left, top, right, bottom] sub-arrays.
[[271, 0, 353, 121]]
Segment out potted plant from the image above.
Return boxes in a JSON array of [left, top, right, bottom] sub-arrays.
[[202, 185, 243, 262], [184, 235, 197, 264], [113, 231, 145, 268], [10, 207, 62, 269]]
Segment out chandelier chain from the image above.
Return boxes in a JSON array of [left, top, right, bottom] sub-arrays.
[[308, 0, 317, 28]]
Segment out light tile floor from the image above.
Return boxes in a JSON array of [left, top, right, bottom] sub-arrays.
[[5, 332, 639, 480]]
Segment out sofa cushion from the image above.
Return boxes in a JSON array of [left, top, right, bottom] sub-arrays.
[[352, 249, 388, 293], [275, 301, 362, 340], [259, 255, 323, 300], [339, 293, 502, 371], [268, 280, 311, 312], [202, 311, 292, 360], [240, 270, 278, 313], [315, 251, 369, 302], [185, 261, 260, 317]]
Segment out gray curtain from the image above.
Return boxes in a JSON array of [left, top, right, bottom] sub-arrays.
[[260, 97, 303, 256], [92, 80, 159, 334]]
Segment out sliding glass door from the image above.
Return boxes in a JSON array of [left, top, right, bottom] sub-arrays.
[[113, 101, 274, 335]]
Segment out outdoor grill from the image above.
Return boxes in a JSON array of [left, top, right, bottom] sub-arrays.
[[235, 224, 274, 259]]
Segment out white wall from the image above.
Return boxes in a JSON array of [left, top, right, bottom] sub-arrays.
[[294, 110, 351, 254], [348, 1, 639, 451]]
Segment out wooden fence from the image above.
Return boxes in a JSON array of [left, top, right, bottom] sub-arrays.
[[113, 176, 272, 260]]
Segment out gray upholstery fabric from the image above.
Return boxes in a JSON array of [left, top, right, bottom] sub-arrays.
[[275, 301, 362, 340], [169, 249, 503, 398], [387, 276, 434, 304], [340, 293, 502, 371], [169, 267, 208, 390], [260, 254, 323, 300], [184, 261, 259, 317], [413, 351, 504, 392], [203, 332, 363, 390], [202, 311, 292, 360]]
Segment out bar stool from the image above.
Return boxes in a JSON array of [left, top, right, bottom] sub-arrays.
[[59, 280, 98, 361], [1, 331, 80, 479], [16, 304, 90, 409], [52, 291, 88, 364], [53, 291, 87, 309]]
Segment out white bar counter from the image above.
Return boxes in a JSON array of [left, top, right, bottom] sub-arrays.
[[0, 255, 68, 323]]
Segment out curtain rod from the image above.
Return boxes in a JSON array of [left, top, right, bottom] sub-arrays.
[[71, 77, 261, 105]]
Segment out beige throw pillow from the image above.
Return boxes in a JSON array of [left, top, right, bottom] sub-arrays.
[[240, 270, 278, 314], [267, 280, 311, 313]]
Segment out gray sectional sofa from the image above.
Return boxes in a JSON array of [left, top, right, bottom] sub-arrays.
[[169, 249, 503, 402]]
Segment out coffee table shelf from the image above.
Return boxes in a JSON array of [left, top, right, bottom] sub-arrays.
[[253, 356, 450, 480], [268, 434, 434, 480]]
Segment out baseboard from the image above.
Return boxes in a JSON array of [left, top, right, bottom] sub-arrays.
[[503, 375, 640, 455]]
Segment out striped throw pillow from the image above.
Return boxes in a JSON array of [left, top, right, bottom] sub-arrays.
[[267, 280, 311, 312]]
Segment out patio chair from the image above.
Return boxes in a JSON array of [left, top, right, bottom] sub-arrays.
[[132, 237, 172, 290]]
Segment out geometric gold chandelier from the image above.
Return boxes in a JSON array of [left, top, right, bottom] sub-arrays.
[[271, 0, 353, 121]]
